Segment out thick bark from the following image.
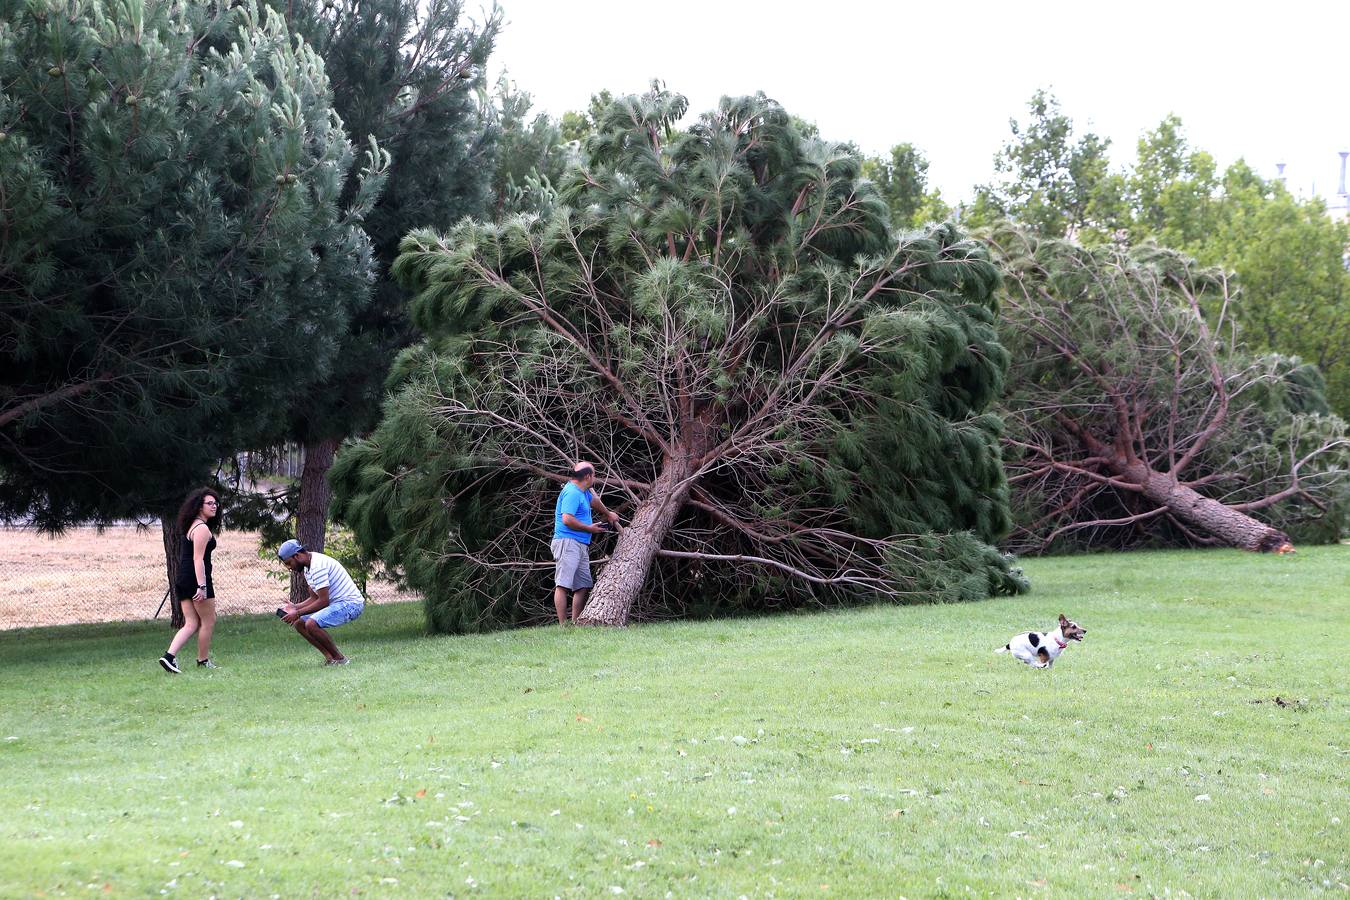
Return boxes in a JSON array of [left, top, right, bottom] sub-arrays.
[[290, 436, 340, 603], [160, 508, 184, 629], [1119, 461, 1293, 552], [576, 446, 701, 627]]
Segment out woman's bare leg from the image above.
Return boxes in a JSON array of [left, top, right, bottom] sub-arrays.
[[195, 598, 216, 661], [168, 601, 200, 656]]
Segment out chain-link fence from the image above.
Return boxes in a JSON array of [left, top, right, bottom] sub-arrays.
[[0, 524, 417, 630]]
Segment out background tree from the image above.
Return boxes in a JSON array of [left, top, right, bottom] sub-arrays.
[[1124, 113, 1220, 244], [1124, 142, 1350, 419], [970, 89, 1124, 239], [989, 224, 1347, 553], [1202, 179, 1350, 417], [971, 99, 1349, 420], [862, 143, 950, 229], [0, 1, 383, 621], [250, 0, 498, 600], [331, 86, 1026, 633], [490, 75, 569, 218], [558, 89, 614, 144]]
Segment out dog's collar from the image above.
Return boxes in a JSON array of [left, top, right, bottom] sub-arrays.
[[1055, 638, 1067, 649]]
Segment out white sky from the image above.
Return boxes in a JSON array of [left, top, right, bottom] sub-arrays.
[[489, 0, 1350, 204]]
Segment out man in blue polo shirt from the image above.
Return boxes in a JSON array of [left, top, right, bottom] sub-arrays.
[[552, 461, 620, 624]]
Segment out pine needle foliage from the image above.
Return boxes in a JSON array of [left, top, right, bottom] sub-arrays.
[[989, 223, 1348, 552], [269, 0, 499, 441], [0, 0, 384, 528], [332, 85, 1026, 633]]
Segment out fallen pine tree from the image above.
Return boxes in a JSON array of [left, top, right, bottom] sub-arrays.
[[987, 224, 1347, 554], [331, 87, 1028, 632]]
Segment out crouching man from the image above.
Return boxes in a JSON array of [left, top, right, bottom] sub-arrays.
[[277, 539, 364, 665]]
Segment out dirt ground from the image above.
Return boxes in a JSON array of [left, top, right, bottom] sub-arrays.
[[0, 525, 416, 630]]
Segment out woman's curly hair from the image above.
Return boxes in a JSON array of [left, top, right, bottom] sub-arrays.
[[175, 487, 221, 536]]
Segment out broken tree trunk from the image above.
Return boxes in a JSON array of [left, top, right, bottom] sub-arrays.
[[576, 445, 702, 627], [1119, 460, 1293, 552]]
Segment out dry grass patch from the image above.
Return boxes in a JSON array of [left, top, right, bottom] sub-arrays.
[[0, 525, 414, 629]]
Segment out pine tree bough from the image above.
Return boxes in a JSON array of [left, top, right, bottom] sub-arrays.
[[0, 2, 384, 537], [277, 0, 499, 554], [331, 87, 1028, 632], [991, 225, 1348, 554]]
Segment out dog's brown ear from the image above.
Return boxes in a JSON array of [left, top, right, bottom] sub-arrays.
[[1058, 613, 1069, 624]]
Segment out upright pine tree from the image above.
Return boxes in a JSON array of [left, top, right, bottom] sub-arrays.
[[0, 0, 383, 619], [490, 75, 570, 218], [259, 0, 499, 599], [332, 86, 1025, 632]]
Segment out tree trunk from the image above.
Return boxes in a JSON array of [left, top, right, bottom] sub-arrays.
[[1121, 461, 1293, 552], [290, 436, 340, 603], [160, 507, 184, 629], [577, 446, 700, 627]]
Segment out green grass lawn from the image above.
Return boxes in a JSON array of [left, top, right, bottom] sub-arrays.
[[1, 547, 1346, 897]]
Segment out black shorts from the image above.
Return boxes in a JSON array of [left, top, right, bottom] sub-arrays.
[[176, 578, 215, 602]]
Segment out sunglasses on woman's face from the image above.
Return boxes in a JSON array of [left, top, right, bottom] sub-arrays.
[[203, 500, 219, 507]]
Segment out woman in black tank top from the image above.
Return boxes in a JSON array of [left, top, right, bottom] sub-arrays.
[[158, 488, 222, 674], [175, 522, 216, 599]]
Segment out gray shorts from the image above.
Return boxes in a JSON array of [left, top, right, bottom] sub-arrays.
[[550, 537, 593, 591]]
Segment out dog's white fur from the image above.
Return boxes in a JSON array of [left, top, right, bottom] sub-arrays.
[[996, 614, 1086, 668]]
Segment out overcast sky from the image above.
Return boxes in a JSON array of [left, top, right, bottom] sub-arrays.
[[488, 0, 1350, 204]]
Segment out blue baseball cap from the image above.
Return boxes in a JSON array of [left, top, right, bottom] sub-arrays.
[[278, 539, 306, 561]]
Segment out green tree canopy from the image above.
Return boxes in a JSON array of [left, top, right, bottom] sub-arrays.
[[271, 0, 499, 442], [490, 75, 570, 218], [0, 0, 382, 531], [559, 89, 614, 144], [974, 99, 1349, 417], [970, 89, 1123, 239], [332, 86, 1026, 633], [1134, 155, 1350, 418], [235, 0, 498, 591], [861, 142, 950, 229], [1125, 113, 1220, 243]]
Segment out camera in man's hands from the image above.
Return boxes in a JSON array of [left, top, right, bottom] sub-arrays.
[[275, 608, 288, 619]]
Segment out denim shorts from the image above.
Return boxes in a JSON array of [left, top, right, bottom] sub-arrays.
[[302, 599, 364, 629]]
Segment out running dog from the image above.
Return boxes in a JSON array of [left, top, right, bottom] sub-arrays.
[[996, 614, 1087, 668]]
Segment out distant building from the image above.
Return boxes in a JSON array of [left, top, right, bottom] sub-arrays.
[[1330, 152, 1350, 224], [1276, 153, 1350, 223]]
